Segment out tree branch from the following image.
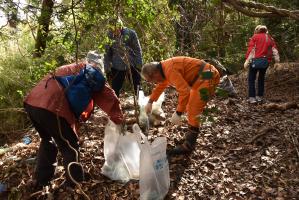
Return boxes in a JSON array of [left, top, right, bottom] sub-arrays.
[[223, 0, 299, 20]]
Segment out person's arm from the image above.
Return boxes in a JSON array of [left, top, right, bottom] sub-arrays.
[[169, 71, 191, 113], [129, 30, 143, 68], [272, 47, 280, 63], [149, 80, 169, 103], [93, 83, 124, 124], [245, 36, 256, 59], [104, 33, 113, 73]]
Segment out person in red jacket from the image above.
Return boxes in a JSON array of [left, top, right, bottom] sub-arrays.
[[244, 25, 280, 104], [24, 51, 124, 189], [141, 57, 220, 155]]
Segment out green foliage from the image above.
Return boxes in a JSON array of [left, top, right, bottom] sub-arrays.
[[215, 87, 229, 98], [263, 18, 299, 62], [0, 25, 66, 133], [198, 104, 219, 124]]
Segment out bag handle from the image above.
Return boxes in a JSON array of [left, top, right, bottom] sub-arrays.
[[132, 123, 150, 146]]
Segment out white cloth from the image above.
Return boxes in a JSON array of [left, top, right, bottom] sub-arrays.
[[244, 48, 255, 69], [272, 47, 280, 63]]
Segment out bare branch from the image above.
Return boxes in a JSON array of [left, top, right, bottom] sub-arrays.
[[223, 0, 299, 20]]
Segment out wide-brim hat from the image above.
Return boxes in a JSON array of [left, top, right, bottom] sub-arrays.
[[86, 51, 101, 64]]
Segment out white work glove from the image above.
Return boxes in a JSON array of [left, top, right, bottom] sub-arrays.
[[144, 102, 153, 114], [170, 112, 182, 125], [244, 59, 250, 69]]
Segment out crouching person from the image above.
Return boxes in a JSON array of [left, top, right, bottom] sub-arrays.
[[24, 51, 124, 189], [141, 56, 220, 155]]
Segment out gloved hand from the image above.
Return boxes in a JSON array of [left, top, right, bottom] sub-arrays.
[[244, 59, 250, 69], [170, 112, 182, 125], [144, 102, 153, 114]]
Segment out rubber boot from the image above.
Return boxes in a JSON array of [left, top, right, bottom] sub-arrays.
[[167, 126, 199, 156]]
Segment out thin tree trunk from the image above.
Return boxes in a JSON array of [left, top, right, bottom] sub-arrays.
[[33, 0, 54, 58], [217, 1, 225, 58]]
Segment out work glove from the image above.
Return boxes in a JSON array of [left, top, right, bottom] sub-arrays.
[[170, 112, 182, 125], [144, 102, 153, 114], [243, 59, 250, 69]]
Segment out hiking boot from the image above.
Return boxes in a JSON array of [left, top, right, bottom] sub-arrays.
[[64, 162, 85, 188], [167, 142, 194, 156], [256, 96, 263, 103], [26, 179, 49, 192], [248, 97, 257, 104], [167, 126, 199, 156]]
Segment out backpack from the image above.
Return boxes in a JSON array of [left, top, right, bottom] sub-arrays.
[[203, 58, 228, 76], [55, 64, 106, 119]]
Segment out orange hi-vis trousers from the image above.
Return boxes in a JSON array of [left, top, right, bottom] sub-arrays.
[[186, 65, 220, 128]]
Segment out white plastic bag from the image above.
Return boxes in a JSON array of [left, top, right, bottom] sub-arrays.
[[133, 124, 170, 200], [218, 75, 237, 97], [138, 90, 166, 129], [101, 120, 140, 182], [138, 90, 150, 131]]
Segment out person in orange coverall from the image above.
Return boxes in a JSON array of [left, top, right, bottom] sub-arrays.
[[141, 56, 220, 155], [24, 51, 124, 189]]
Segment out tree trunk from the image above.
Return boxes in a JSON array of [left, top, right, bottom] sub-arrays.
[[217, 1, 226, 58], [175, 0, 207, 56], [33, 0, 54, 58]]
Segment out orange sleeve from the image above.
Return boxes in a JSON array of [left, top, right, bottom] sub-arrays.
[[168, 71, 191, 112], [149, 80, 169, 102]]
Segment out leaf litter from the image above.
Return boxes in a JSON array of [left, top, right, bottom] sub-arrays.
[[0, 66, 299, 199]]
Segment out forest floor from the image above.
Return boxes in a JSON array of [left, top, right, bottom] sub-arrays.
[[0, 64, 299, 200]]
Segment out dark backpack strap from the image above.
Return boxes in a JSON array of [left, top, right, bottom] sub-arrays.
[[190, 60, 207, 86]]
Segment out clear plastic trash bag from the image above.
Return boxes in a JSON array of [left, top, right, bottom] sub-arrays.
[[101, 120, 140, 182], [218, 75, 237, 97], [101, 122, 170, 199], [138, 90, 166, 130], [133, 124, 170, 200]]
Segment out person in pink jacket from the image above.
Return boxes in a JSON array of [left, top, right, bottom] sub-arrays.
[[24, 51, 124, 189]]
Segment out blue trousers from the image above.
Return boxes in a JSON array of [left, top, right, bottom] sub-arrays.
[[248, 67, 267, 97], [111, 66, 141, 97]]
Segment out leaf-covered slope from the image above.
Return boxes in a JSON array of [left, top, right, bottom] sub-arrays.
[[0, 64, 298, 199]]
